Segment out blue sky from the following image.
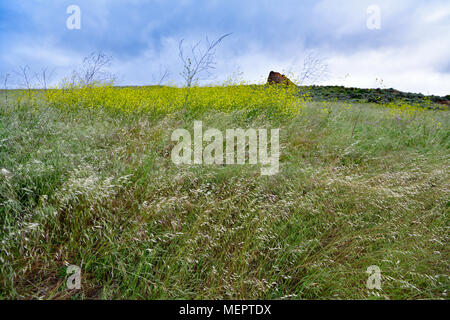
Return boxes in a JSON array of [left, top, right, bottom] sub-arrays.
[[1, 0, 449, 94]]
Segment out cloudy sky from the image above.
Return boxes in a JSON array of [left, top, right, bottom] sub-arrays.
[[1, 0, 449, 95]]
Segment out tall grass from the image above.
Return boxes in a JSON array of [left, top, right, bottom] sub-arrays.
[[0, 87, 448, 299]]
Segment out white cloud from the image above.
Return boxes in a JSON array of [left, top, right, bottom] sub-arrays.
[[1, 0, 449, 95]]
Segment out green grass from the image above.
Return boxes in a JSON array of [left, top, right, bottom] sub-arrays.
[[0, 90, 449, 299], [302, 85, 450, 108]]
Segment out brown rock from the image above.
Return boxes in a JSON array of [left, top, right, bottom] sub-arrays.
[[267, 71, 294, 86]]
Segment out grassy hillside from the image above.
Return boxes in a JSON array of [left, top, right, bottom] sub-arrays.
[[302, 85, 450, 109], [2, 84, 448, 109], [0, 86, 448, 299]]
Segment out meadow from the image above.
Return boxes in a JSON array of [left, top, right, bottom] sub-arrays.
[[0, 84, 448, 299]]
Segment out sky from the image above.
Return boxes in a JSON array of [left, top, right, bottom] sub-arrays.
[[0, 0, 449, 95]]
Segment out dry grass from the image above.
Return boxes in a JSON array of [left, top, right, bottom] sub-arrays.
[[0, 89, 448, 299]]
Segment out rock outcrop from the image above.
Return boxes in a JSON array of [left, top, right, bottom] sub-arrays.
[[267, 71, 294, 86]]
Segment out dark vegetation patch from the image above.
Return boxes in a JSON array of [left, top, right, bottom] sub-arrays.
[[301, 85, 450, 109]]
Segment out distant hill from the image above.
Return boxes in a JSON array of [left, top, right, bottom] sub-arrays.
[[300, 85, 450, 109]]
